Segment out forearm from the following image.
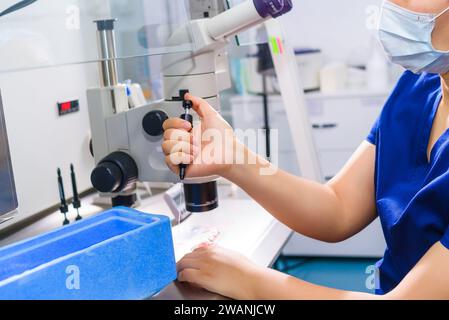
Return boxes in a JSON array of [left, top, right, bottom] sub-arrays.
[[244, 242, 449, 300], [245, 267, 379, 300], [223, 146, 348, 242]]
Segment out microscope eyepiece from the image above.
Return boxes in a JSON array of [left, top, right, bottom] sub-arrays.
[[253, 0, 293, 19], [206, 0, 293, 41]]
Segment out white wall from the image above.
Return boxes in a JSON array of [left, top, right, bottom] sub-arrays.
[[0, 0, 110, 228], [280, 0, 383, 65]]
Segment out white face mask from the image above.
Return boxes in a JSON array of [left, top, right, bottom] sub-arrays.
[[378, 1, 449, 74]]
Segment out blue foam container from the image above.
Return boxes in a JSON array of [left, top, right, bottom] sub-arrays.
[[0, 207, 177, 300]]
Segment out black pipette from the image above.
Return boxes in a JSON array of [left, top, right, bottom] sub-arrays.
[[70, 164, 82, 221], [57, 168, 70, 226], [179, 99, 193, 181]]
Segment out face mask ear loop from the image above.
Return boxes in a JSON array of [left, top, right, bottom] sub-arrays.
[[432, 7, 449, 22]]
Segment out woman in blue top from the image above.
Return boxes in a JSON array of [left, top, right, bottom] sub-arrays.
[[162, 0, 449, 299]]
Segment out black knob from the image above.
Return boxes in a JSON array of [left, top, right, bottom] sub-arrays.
[[91, 162, 122, 193], [91, 152, 138, 193], [142, 110, 169, 136]]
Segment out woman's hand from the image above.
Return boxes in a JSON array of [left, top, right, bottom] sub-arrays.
[[162, 93, 239, 179], [177, 246, 263, 300]]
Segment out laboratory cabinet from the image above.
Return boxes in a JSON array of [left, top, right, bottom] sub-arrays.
[[230, 91, 389, 257]]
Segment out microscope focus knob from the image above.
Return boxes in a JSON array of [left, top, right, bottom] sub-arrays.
[[142, 110, 169, 136], [91, 152, 138, 193], [91, 162, 122, 193]]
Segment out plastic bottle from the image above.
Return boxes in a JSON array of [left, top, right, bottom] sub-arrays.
[[366, 37, 390, 91]]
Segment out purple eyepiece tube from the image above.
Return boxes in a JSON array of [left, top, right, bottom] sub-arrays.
[[253, 0, 293, 18]]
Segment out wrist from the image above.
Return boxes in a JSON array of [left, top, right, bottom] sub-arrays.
[[219, 139, 246, 181], [222, 141, 273, 184], [241, 265, 269, 300]]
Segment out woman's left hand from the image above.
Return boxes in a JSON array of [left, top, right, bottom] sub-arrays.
[[177, 246, 262, 300]]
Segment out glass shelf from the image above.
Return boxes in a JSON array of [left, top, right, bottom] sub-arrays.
[[0, 0, 194, 74]]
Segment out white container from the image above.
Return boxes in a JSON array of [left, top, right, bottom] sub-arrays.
[[320, 62, 348, 93], [295, 48, 323, 91], [241, 55, 277, 94], [366, 48, 390, 91]]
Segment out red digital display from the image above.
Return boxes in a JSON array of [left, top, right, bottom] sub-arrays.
[[57, 100, 79, 116]]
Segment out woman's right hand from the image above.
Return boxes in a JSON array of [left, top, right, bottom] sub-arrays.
[[162, 93, 240, 179]]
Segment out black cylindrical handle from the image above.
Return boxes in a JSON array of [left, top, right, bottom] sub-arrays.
[[70, 164, 81, 208], [179, 101, 194, 181], [57, 168, 68, 213], [181, 113, 193, 125], [183, 181, 219, 213]]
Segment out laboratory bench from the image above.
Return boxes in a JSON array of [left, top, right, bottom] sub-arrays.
[[0, 183, 292, 300]]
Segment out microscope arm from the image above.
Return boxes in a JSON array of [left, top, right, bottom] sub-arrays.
[[162, 0, 293, 105], [207, 0, 273, 41], [166, 0, 292, 54]]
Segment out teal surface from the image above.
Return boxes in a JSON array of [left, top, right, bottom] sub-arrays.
[[274, 256, 379, 294]]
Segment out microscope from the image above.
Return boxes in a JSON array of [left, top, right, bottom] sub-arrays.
[[87, 0, 293, 212]]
